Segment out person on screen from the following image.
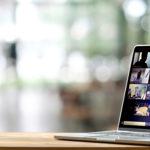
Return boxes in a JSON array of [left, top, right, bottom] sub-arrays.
[[134, 51, 148, 68], [146, 91, 150, 100], [133, 70, 142, 83], [141, 86, 147, 100], [134, 86, 141, 99]]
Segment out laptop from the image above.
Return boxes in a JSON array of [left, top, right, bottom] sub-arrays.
[[55, 45, 150, 145]]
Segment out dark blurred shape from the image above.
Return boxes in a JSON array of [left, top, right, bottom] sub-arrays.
[[58, 78, 124, 132], [59, 85, 94, 131], [9, 42, 17, 67]]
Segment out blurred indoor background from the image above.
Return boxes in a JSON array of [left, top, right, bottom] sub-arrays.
[[0, 0, 149, 132]]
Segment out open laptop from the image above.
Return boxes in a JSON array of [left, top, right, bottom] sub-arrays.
[[55, 45, 150, 145]]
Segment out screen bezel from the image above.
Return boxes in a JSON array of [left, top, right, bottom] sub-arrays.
[[119, 45, 150, 131]]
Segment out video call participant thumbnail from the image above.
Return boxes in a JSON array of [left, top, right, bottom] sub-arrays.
[[133, 51, 148, 68]]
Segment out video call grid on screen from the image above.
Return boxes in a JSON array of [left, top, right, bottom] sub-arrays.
[[120, 47, 150, 129]]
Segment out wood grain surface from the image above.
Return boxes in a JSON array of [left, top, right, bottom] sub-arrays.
[[0, 132, 148, 150]]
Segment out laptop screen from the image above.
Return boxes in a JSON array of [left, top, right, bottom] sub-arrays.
[[120, 46, 150, 129]]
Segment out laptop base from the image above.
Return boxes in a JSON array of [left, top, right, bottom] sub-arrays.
[[55, 130, 150, 145]]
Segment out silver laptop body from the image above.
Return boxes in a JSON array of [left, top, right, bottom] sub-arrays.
[[55, 45, 150, 145]]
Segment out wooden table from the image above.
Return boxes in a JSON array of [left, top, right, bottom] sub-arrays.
[[0, 132, 148, 150]]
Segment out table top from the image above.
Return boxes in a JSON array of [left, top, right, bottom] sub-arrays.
[[0, 132, 148, 150]]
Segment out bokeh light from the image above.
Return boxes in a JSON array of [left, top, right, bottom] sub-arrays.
[[123, 0, 146, 19]]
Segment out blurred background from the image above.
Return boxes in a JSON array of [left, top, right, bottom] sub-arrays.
[[0, 0, 149, 132]]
